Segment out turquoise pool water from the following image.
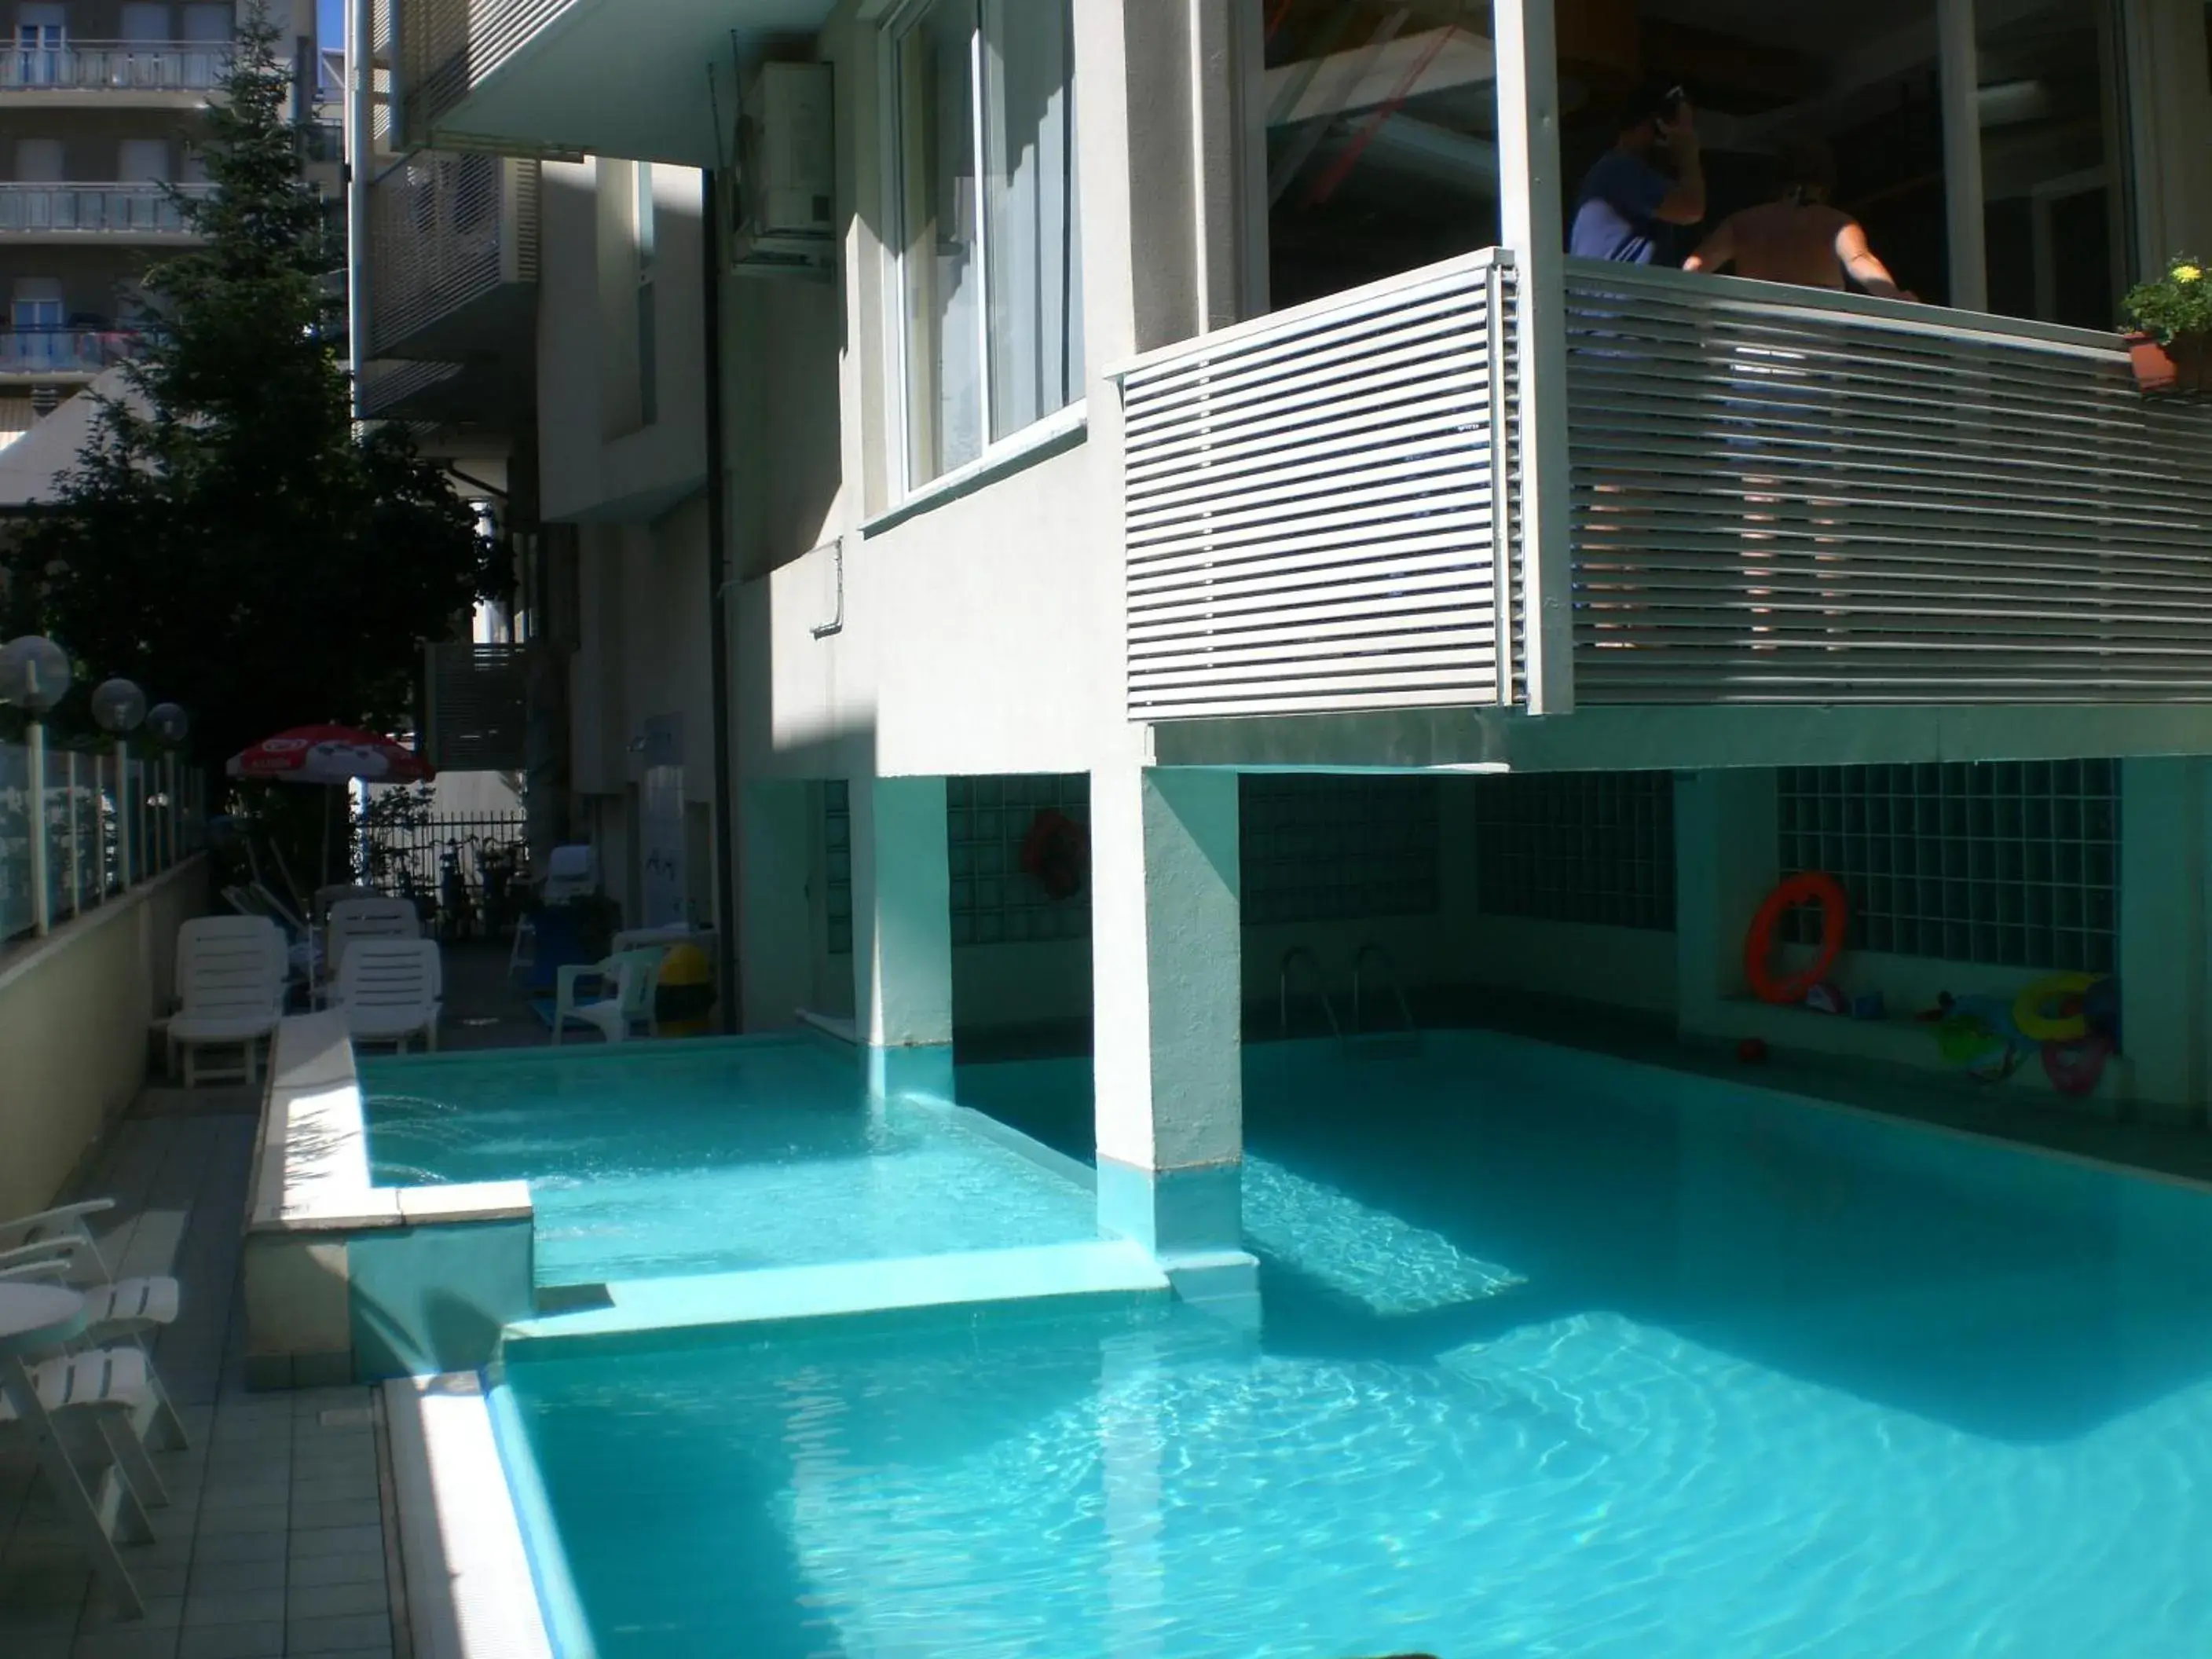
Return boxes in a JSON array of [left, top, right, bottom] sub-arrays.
[[501, 1033, 2212, 1657], [357, 1040, 1099, 1286]]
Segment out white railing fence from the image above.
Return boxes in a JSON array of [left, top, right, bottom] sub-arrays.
[[1116, 248, 1522, 720], [1564, 260, 2212, 705], [400, 0, 579, 141], [0, 181, 216, 234], [0, 740, 204, 950], [0, 41, 233, 92], [368, 152, 537, 353]]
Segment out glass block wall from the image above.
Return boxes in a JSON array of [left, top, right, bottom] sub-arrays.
[[1777, 761, 2118, 972], [1240, 775, 1441, 925], [1472, 771, 1676, 930], [822, 779, 852, 956], [947, 775, 1090, 947]]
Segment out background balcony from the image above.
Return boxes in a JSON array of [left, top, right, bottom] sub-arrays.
[[0, 325, 145, 379], [0, 41, 233, 96], [1115, 253, 2212, 723], [0, 181, 215, 238]]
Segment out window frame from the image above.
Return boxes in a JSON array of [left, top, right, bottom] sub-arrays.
[[880, 0, 1082, 504]]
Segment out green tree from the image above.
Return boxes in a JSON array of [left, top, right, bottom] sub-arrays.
[[4, 4, 493, 767]]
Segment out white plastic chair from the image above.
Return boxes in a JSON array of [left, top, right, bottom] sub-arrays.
[[0, 1346, 170, 1558], [334, 938, 442, 1053], [552, 948, 665, 1044], [164, 917, 287, 1086], [320, 896, 421, 1005], [541, 844, 597, 903]]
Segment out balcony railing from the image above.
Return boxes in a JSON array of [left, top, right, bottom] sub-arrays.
[[0, 327, 145, 375], [1112, 250, 2212, 721], [1115, 249, 1522, 720], [0, 181, 215, 235], [0, 41, 233, 93], [1563, 261, 2212, 705], [368, 152, 538, 356], [400, 0, 579, 141]]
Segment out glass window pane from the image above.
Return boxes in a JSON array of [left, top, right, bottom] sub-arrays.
[[1979, 0, 2126, 328], [899, 1, 983, 485], [983, 0, 1082, 440]]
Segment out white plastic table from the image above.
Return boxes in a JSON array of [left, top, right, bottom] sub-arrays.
[[0, 1281, 144, 1617]]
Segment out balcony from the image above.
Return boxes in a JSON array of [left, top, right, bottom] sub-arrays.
[[0, 325, 145, 380], [0, 181, 215, 241], [368, 152, 538, 362], [395, 0, 833, 163], [0, 41, 233, 102], [1115, 253, 2212, 723]]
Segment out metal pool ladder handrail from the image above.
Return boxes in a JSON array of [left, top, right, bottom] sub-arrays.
[[1278, 946, 1341, 1038], [1352, 942, 1416, 1037]]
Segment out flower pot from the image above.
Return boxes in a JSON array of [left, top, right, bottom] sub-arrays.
[[2127, 331, 2178, 393]]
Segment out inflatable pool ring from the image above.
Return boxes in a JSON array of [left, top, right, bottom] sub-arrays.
[[1743, 872, 1848, 1005], [1935, 1014, 2022, 1082], [654, 943, 716, 1037], [2012, 972, 2101, 1043], [1020, 808, 1089, 901], [2042, 1034, 2115, 1097]]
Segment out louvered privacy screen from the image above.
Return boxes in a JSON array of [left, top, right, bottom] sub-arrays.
[[368, 153, 537, 355], [423, 643, 528, 772], [401, 0, 578, 141], [1119, 249, 1520, 720], [1565, 261, 2212, 704]]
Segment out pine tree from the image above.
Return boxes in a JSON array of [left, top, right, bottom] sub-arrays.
[[5, 4, 491, 765]]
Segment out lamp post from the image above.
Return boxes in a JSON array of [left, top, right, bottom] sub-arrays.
[[147, 702, 189, 870], [0, 635, 74, 936], [91, 677, 146, 892]]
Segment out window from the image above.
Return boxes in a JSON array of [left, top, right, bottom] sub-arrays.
[[1777, 763, 2117, 972], [892, 0, 1082, 489], [1473, 773, 1676, 932], [634, 161, 657, 429]]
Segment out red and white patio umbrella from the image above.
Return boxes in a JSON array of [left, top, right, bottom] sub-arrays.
[[225, 723, 434, 786], [226, 724, 434, 890]]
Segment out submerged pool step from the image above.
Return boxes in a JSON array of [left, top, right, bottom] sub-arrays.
[[503, 1239, 1171, 1357]]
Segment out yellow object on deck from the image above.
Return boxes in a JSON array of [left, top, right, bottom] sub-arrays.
[[656, 943, 716, 1037]]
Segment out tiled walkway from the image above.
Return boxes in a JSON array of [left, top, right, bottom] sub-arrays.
[[0, 1097, 404, 1659]]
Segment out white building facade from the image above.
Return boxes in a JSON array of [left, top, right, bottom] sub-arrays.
[[362, 0, 2212, 1254]]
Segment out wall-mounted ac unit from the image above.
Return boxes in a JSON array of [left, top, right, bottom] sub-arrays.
[[731, 61, 834, 281]]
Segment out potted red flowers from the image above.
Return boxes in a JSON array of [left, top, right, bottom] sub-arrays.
[[2123, 258, 2212, 394]]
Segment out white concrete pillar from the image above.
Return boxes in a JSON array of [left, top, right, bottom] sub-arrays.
[[849, 774, 954, 1098], [2119, 756, 2206, 1122], [1091, 767, 1246, 1269], [1674, 768, 1781, 1040]]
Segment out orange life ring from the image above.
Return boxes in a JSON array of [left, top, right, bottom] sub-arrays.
[[1020, 808, 1088, 901], [1744, 872, 1848, 1005]]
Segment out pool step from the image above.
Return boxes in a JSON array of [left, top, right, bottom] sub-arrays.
[[502, 1238, 1172, 1357]]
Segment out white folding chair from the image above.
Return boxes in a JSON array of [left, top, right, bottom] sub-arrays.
[[163, 917, 286, 1086], [334, 938, 443, 1053]]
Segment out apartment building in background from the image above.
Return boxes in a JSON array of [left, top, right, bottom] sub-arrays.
[[363, 0, 2212, 1246], [0, 1, 321, 445]]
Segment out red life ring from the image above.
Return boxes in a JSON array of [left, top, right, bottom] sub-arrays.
[[1020, 808, 1088, 901], [1744, 872, 1848, 1005], [2042, 1035, 2115, 1097]]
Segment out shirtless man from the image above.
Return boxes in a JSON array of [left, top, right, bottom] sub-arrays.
[[1683, 141, 1914, 299]]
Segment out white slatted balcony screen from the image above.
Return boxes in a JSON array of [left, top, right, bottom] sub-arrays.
[[1117, 250, 1520, 720], [401, 0, 578, 141], [368, 152, 537, 355], [1565, 261, 2212, 704]]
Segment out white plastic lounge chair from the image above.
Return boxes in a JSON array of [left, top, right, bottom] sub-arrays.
[[552, 947, 665, 1044], [540, 844, 597, 902], [319, 896, 421, 1005], [165, 917, 287, 1086], [0, 1200, 189, 1452], [334, 937, 442, 1053], [0, 1345, 171, 1526]]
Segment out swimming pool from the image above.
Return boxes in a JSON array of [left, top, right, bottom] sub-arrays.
[[500, 1031, 2212, 1657], [358, 1039, 1101, 1286]]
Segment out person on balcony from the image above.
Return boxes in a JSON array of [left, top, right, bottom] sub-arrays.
[[1682, 141, 1914, 300], [1568, 82, 1706, 266]]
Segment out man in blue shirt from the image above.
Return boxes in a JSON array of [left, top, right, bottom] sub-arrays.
[[1569, 82, 1707, 264]]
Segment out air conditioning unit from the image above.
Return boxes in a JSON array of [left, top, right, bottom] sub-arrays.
[[731, 61, 834, 281]]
